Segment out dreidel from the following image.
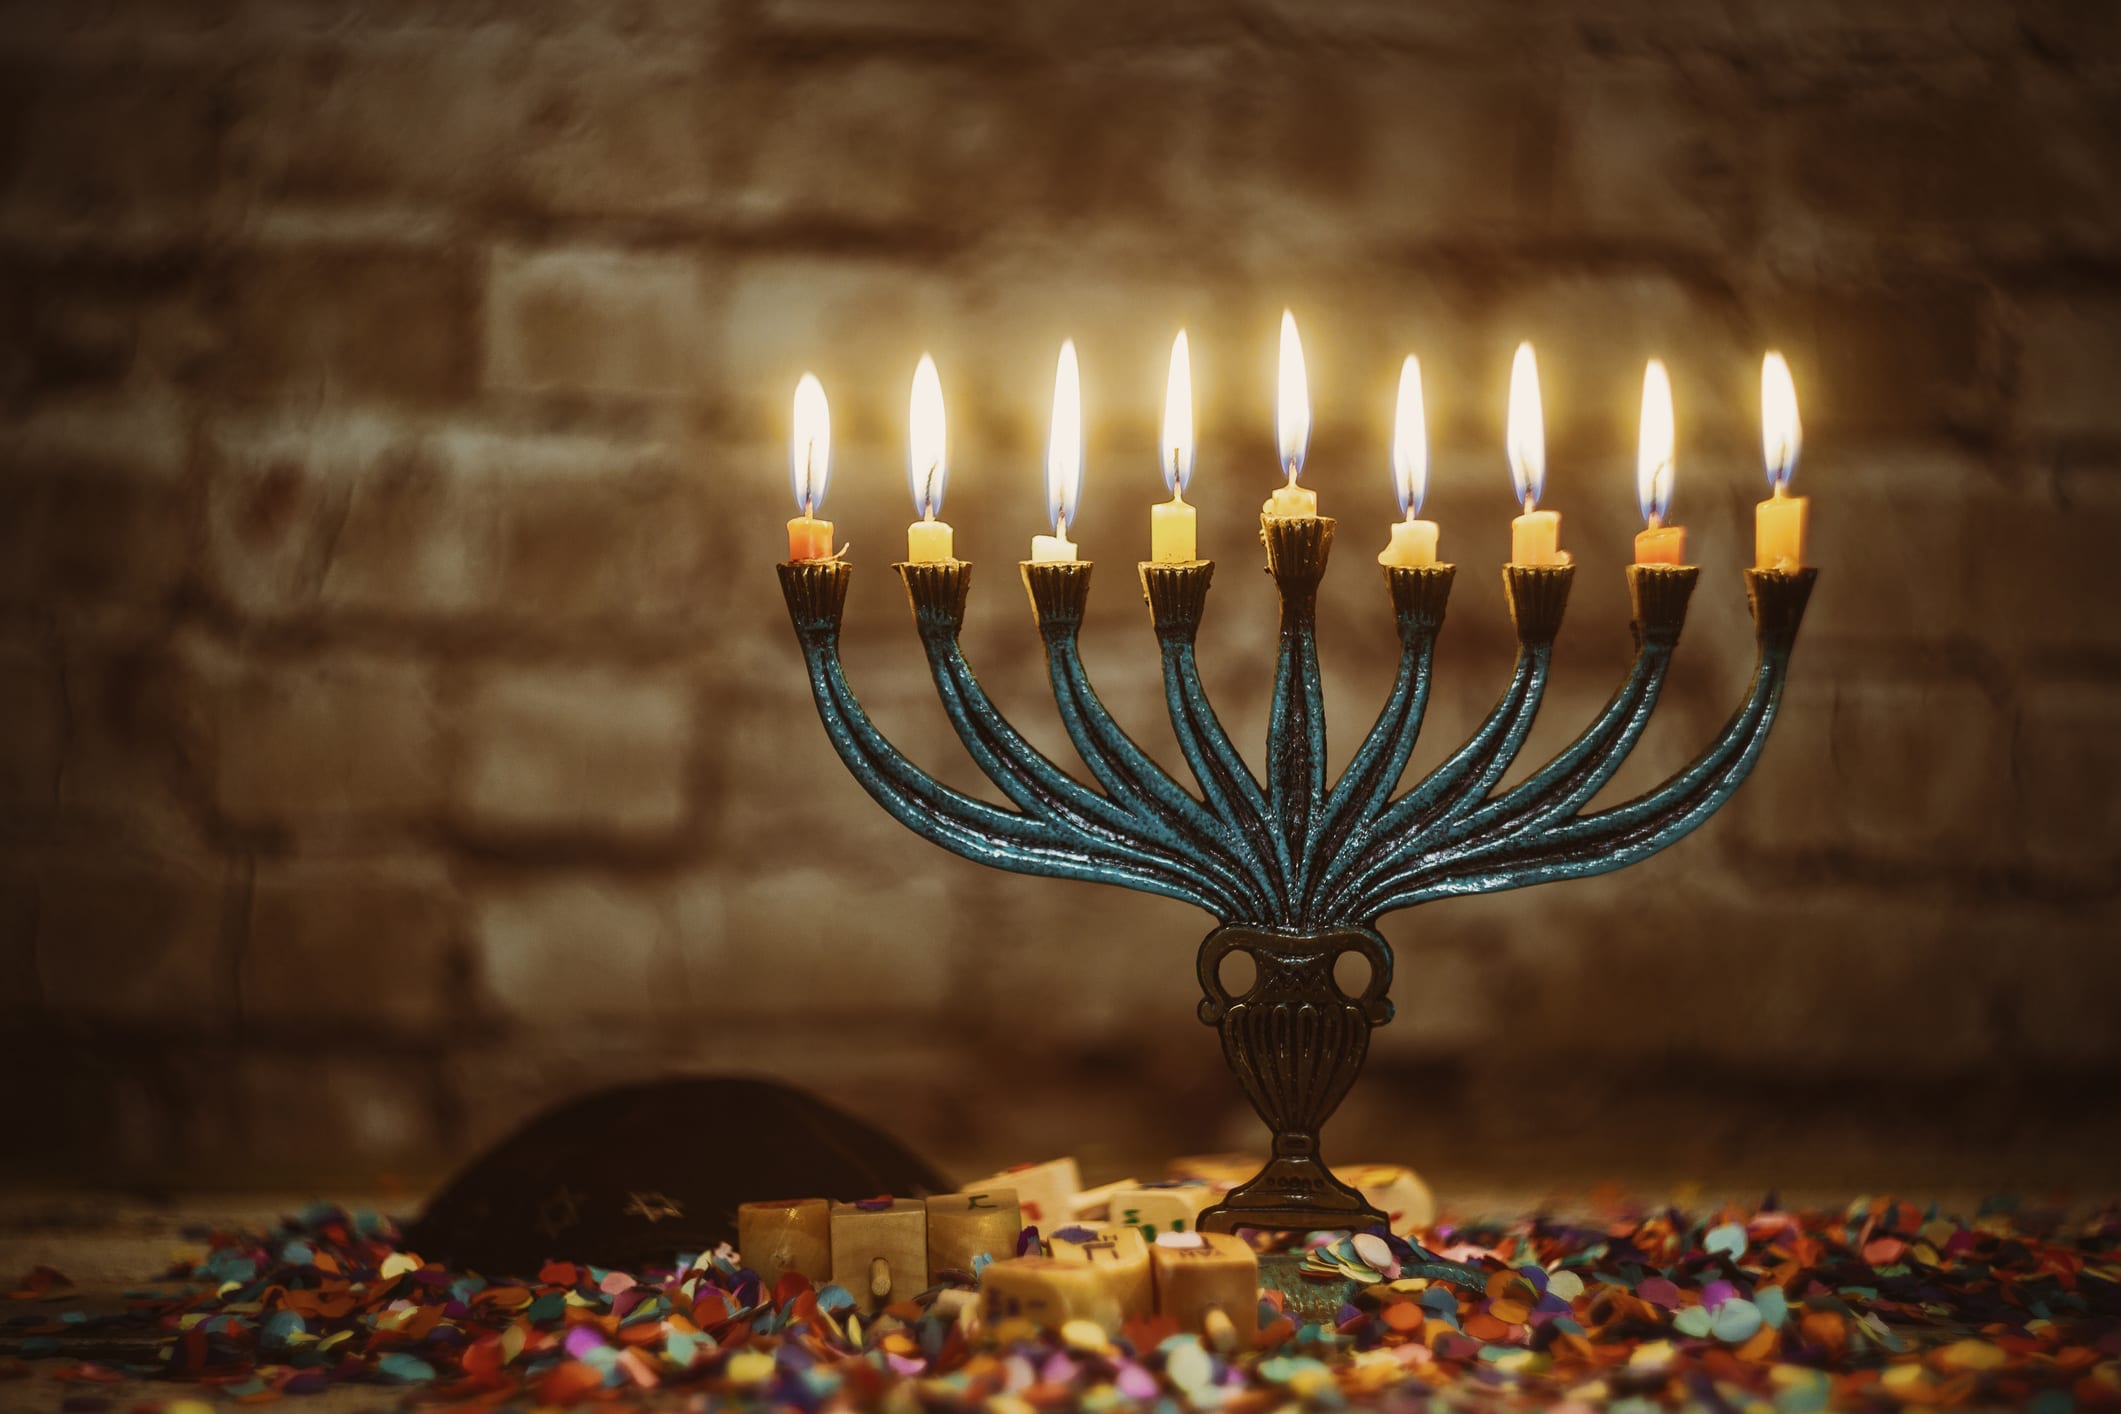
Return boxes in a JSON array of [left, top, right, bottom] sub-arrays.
[[961, 1157, 1080, 1230], [979, 1255, 1125, 1336], [1106, 1180, 1216, 1240], [829, 1198, 929, 1315], [1149, 1231, 1259, 1344], [1047, 1222, 1153, 1320], [737, 1197, 832, 1287], [926, 1189, 1022, 1275], [1342, 1163, 1436, 1234]]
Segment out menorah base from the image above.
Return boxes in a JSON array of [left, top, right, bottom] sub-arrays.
[[1198, 1157, 1388, 1235]]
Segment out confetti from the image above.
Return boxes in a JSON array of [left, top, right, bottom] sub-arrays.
[[5, 1192, 2115, 1410]]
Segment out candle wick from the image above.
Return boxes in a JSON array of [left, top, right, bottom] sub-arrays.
[[1646, 510, 1662, 531], [1523, 494, 1536, 516]]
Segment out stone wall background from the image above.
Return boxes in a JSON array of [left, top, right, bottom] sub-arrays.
[[2, 0, 2118, 1195]]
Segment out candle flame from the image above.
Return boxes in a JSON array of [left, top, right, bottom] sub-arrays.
[[791, 372, 830, 516], [1506, 341, 1545, 509], [1162, 330, 1194, 498], [1046, 340, 1082, 535], [908, 353, 947, 518], [1637, 358, 1675, 526], [1277, 309, 1310, 483], [1392, 355, 1427, 519], [1762, 351, 1802, 492]]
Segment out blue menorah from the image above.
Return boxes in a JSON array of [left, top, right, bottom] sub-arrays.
[[779, 516, 1815, 1233]]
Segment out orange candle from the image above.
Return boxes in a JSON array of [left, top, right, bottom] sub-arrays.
[[1757, 352, 1808, 569], [787, 373, 836, 562], [1633, 359, 1686, 565]]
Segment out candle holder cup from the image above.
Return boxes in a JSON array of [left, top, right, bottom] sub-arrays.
[[778, 521, 1816, 1234]]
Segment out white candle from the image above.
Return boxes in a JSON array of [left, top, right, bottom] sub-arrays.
[[1265, 310, 1318, 518], [1032, 341, 1082, 563]]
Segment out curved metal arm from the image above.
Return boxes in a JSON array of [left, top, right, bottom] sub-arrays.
[[1310, 566, 1571, 919], [1363, 652, 1785, 912], [1357, 568, 1815, 918], [1358, 568, 1702, 903], [782, 561, 1225, 911], [1143, 563, 1290, 922], [1303, 568, 1453, 905], [902, 563, 1244, 916], [1024, 565, 1274, 918]]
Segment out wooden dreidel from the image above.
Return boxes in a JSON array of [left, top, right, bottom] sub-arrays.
[[925, 1190, 1022, 1276], [1343, 1163, 1436, 1235], [829, 1198, 929, 1315], [1108, 1180, 1215, 1239], [1067, 1178, 1140, 1222], [1047, 1223, 1153, 1320], [961, 1157, 1080, 1231], [979, 1255, 1124, 1336], [737, 1198, 831, 1287], [1149, 1231, 1259, 1344]]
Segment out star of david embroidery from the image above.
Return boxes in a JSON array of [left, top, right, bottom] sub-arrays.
[[536, 1184, 584, 1240], [624, 1191, 683, 1224]]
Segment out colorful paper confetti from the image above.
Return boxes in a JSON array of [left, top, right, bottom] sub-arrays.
[[4, 1194, 2117, 1408]]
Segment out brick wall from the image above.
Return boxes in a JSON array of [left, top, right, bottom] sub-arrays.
[[2, 0, 2117, 1193]]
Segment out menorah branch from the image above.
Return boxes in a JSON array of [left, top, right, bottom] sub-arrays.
[[1301, 565, 1454, 918], [1356, 568, 1816, 916], [779, 561, 1224, 907], [1142, 561, 1291, 921], [1024, 562, 1271, 919], [896, 562, 1240, 915]]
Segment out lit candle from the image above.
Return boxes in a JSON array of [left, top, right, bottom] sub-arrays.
[[787, 373, 837, 562], [1150, 331, 1198, 563], [1378, 355, 1439, 567], [1032, 341, 1083, 563], [1506, 341, 1565, 565], [1757, 352, 1807, 570], [1264, 309, 1319, 518], [1633, 359, 1685, 565], [906, 353, 954, 563]]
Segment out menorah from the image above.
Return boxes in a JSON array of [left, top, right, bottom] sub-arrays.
[[778, 518, 1815, 1235]]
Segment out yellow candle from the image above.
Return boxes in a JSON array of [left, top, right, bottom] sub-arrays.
[[908, 517, 954, 563], [1030, 532, 1076, 563], [1153, 332, 1199, 561], [906, 353, 956, 563], [1756, 489, 1807, 569], [787, 373, 837, 561], [1633, 359, 1686, 565], [1757, 352, 1808, 569], [1379, 517, 1439, 567], [1505, 342, 1566, 565], [1151, 496, 1196, 562], [1265, 309, 1319, 518], [1380, 356, 1437, 566], [1511, 509, 1563, 565]]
